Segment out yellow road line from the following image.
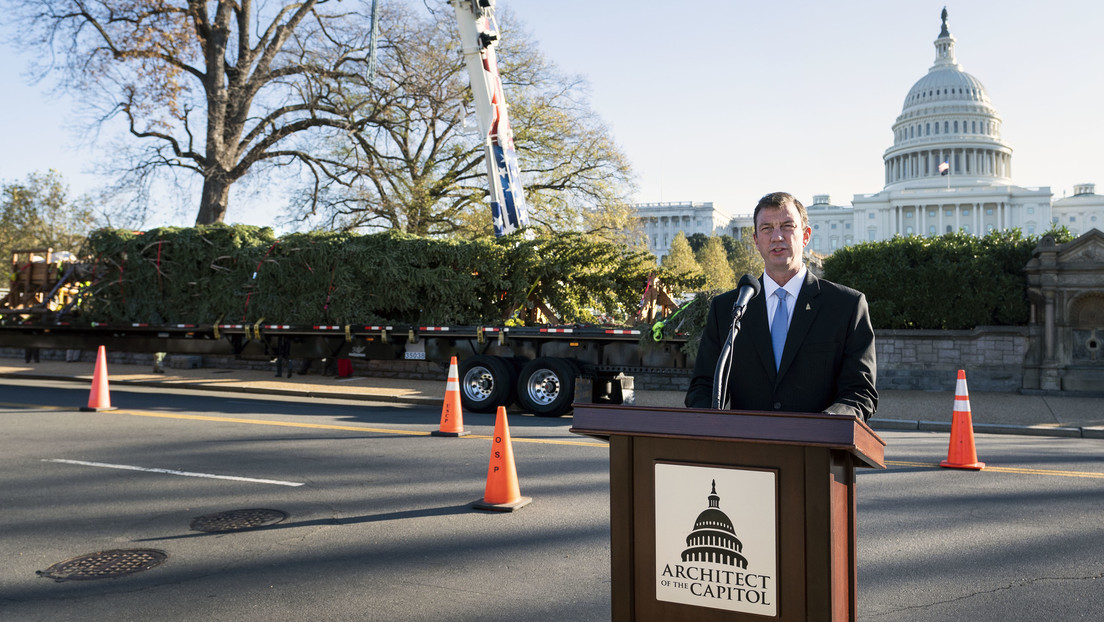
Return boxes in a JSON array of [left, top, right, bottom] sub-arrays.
[[491, 436, 606, 448], [5, 404, 1096, 459], [119, 409, 605, 447], [3, 401, 608, 446], [988, 466, 1104, 479], [0, 402, 69, 410], [115, 409, 434, 436], [887, 460, 1104, 480]]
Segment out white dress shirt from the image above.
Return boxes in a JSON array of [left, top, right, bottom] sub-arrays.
[[763, 265, 806, 335]]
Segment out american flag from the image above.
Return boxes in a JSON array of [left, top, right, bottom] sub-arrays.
[[939, 161, 950, 176]]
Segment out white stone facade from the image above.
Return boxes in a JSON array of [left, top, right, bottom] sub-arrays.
[[1052, 184, 1104, 237], [806, 195, 855, 253], [636, 201, 730, 259], [852, 186, 1053, 239]]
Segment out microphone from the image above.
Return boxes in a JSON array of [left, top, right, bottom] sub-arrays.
[[731, 274, 761, 321], [713, 274, 762, 409]]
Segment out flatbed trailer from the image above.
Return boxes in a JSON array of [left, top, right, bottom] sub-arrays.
[[0, 320, 689, 417]]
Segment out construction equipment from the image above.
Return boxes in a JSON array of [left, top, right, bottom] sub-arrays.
[[1, 249, 80, 316], [451, 0, 530, 237]]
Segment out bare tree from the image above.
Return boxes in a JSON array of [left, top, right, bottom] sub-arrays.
[[14, 1, 637, 238], [12, 0, 379, 224], [288, 1, 638, 240]]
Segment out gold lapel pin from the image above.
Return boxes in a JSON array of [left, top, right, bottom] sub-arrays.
[[805, 303, 812, 311]]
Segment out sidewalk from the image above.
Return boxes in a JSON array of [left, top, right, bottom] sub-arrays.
[[2, 357, 1102, 438]]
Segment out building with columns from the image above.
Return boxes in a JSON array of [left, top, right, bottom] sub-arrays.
[[1052, 184, 1104, 237], [636, 201, 731, 259], [846, 8, 1053, 242], [806, 195, 855, 254]]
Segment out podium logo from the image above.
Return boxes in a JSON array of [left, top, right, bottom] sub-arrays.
[[681, 480, 748, 568], [654, 464, 777, 616]]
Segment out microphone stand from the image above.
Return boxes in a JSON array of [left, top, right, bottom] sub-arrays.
[[711, 304, 747, 410]]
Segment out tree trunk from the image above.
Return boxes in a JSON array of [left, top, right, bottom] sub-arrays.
[[195, 175, 231, 225]]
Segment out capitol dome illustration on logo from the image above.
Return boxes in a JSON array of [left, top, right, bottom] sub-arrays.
[[681, 480, 748, 568]]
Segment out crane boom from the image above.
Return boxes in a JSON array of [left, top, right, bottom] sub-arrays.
[[451, 0, 530, 237]]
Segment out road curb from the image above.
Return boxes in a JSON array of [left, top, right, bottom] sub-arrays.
[[867, 418, 918, 431], [1082, 426, 1104, 440], [870, 417, 1096, 439]]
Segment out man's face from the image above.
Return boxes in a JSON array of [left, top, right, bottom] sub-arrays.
[[754, 201, 811, 283]]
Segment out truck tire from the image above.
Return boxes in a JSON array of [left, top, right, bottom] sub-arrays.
[[459, 355, 515, 413], [516, 357, 576, 417]]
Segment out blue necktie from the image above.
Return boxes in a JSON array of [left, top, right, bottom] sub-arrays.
[[771, 290, 789, 370]]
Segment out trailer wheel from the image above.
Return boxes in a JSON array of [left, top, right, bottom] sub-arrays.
[[458, 355, 515, 413], [516, 357, 576, 417]]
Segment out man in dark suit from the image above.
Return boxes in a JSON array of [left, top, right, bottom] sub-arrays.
[[684, 192, 877, 421]]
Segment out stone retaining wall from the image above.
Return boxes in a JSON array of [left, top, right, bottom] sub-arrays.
[[3, 325, 1033, 393], [629, 326, 1031, 393], [874, 327, 1029, 392]]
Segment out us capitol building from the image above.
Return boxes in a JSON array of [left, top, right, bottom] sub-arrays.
[[637, 9, 1102, 260]]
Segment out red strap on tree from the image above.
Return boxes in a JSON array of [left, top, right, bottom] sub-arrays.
[[243, 241, 280, 322]]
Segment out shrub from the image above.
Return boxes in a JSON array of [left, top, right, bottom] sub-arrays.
[[822, 228, 1072, 329]]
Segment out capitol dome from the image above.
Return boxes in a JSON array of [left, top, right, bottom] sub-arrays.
[[903, 66, 990, 108], [882, 8, 1012, 189]]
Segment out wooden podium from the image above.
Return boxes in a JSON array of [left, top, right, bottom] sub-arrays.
[[570, 404, 885, 622]]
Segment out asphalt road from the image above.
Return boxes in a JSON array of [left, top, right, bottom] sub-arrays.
[[2, 379, 1102, 621]]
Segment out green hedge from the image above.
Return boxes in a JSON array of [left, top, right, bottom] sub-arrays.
[[76, 225, 682, 326], [822, 229, 1070, 329]]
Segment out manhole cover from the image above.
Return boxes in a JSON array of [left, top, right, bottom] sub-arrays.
[[189, 508, 288, 533], [37, 549, 167, 582]]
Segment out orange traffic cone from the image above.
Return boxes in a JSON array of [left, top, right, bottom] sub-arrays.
[[81, 345, 116, 412], [940, 369, 984, 470], [472, 406, 531, 512], [431, 356, 470, 437]]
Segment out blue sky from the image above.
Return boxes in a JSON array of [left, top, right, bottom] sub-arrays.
[[3, 1, 1102, 227]]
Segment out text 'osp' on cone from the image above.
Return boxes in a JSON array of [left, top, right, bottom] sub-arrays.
[[431, 355, 470, 437], [472, 406, 531, 512]]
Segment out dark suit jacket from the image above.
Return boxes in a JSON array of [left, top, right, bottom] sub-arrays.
[[684, 271, 878, 421]]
